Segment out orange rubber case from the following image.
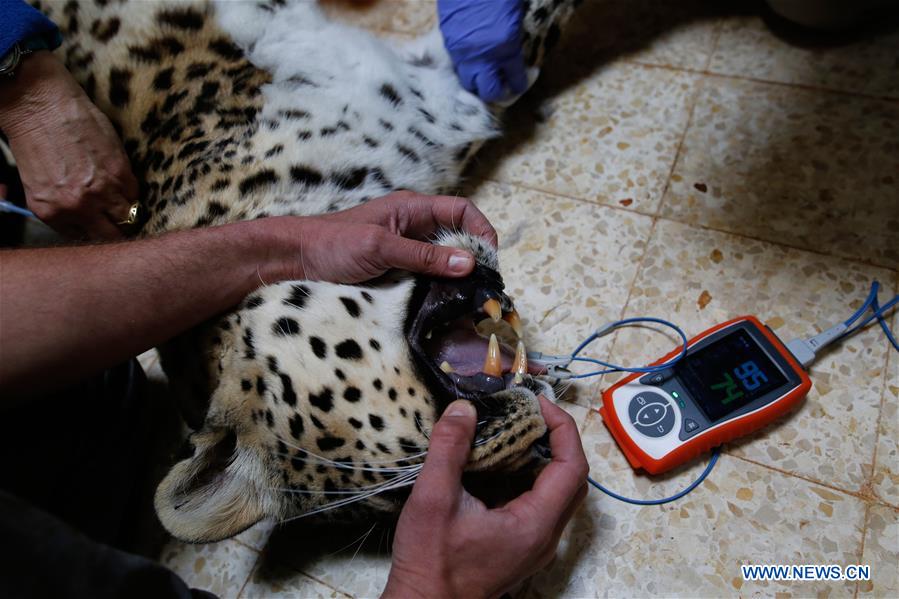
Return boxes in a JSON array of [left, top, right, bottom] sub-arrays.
[[598, 316, 812, 475]]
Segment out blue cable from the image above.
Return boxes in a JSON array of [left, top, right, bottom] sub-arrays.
[[566, 317, 688, 379], [587, 450, 720, 505], [0, 198, 36, 219]]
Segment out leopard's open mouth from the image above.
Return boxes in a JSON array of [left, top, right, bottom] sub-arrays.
[[406, 265, 544, 406]]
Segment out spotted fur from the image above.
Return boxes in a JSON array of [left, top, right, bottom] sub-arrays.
[[34, 0, 580, 542]]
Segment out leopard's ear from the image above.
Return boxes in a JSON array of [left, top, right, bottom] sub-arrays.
[[154, 428, 276, 543]]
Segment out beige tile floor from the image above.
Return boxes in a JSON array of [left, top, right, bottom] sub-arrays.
[[155, 1, 899, 597]]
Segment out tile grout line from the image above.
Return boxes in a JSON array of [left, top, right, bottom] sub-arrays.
[[854, 502, 872, 599], [298, 570, 355, 598], [861, 313, 896, 506], [725, 452, 899, 511], [485, 177, 899, 274], [621, 58, 899, 104], [235, 551, 262, 599]]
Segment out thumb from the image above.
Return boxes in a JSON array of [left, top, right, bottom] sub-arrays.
[[410, 400, 477, 510], [378, 234, 475, 277]]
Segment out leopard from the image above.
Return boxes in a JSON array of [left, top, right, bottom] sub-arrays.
[[32, 0, 582, 543]]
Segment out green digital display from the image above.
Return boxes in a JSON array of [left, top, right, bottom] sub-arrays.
[[676, 329, 788, 422]]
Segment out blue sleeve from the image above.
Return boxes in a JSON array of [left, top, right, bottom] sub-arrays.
[[0, 0, 61, 57]]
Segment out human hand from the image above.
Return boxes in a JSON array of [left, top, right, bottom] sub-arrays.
[[438, 0, 528, 103], [262, 191, 498, 285], [0, 51, 137, 239], [382, 396, 589, 599]]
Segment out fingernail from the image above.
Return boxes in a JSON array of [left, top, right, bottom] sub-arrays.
[[447, 252, 473, 275], [446, 400, 475, 418]]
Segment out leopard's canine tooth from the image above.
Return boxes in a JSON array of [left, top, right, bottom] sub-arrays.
[[512, 340, 527, 384], [484, 333, 503, 377], [440, 361, 454, 374], [504, 309, 523, 337], [483, 298, 502, 322]]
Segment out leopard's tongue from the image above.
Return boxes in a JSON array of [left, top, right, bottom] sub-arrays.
[[426, 328, 514, 377], [425, 328, 544, 377]]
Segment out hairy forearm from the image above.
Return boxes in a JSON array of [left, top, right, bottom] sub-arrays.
[[0, 220, 280, 396]]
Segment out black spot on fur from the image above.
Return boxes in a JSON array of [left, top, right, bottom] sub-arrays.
[[297, 130, 313, 141], [388, 388, 398, 401], [186, 62, 214, 79], [343, 387, 361, 403], [208, 38, 244, 61], [210, 178, 230, 192], [280, 374, 297, 406], [309, 388, 334, 412], [243, 328, 256, 359], [108, 68, 132, 108], [396, 144, 420, 163], [290, 165, 324, 186], [379, 83, 403, 107], [265, 410, 274, 428], [245, 295, 264, 309], [334, 369, 346, 381], [265, 144, 284, 158], [363, 136, 380, 148], [289, 413, 304, 439], [398, 438, 421, 454], [310, 414, 325, 430], [157, 7, 206, 30], [239, 169, 279, 195], [273, 317, 300, 336], [291, 455, 305, 471], [267, 356, 280, 374], [378, 119, 394, 131], [339, 297, 361, 318], [284, 284, 310, 309], [373, 379, 383, 391], [310, 337, 327, 359], [361, 291, 373, 304], [317, 436, 345, 452], [375, 442, 391, 454], [348, 417, 363, 429], [241, 379, 252, 392], [256, 376, 267, 395], [356, 440, 366, 451], [330, 168, 368, 190], [369, 339, 381, 351], [152, 67, 174, 90], [368, 414, 385, 431], [408, 388, 416, 396], [90, 17, 120, 42], [335, 340, 363, 360]]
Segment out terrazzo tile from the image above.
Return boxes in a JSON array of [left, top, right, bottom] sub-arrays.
[[661, 76, 899, 270], [160, 539, 258, 599], [262, 521, 395, 598], [709, 14, 899, 99], [481, 62, 698, 215], [241, 561, 350, 598], [550, 0, 723, 73], [600, 219, 893, 493], [524, 411, 866, 598], [857, 504, 899, 597], [235, 519, 279, 552], [319, 0, 435, 34], [470, 181, 655, 406], [871, 324, 899, 508]]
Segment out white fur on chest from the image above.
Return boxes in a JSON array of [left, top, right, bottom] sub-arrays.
[[213, 0, 497, 217]]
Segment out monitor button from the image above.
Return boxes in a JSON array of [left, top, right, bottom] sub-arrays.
[[684, 418, 700, 434], [628, 392, 676, 438], [639, 372, 668, 386]]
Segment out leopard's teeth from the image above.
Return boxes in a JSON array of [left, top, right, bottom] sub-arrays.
[[483, 298, 502, 322], [484, 333, 503, 377], [512, 340, 527, 384], [504, 309, 523, 338], [439, 361, 454, 374], [425, 330, 433, 340]]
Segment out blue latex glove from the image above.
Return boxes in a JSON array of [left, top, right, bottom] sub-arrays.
[[438, 0, 528, 103]]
